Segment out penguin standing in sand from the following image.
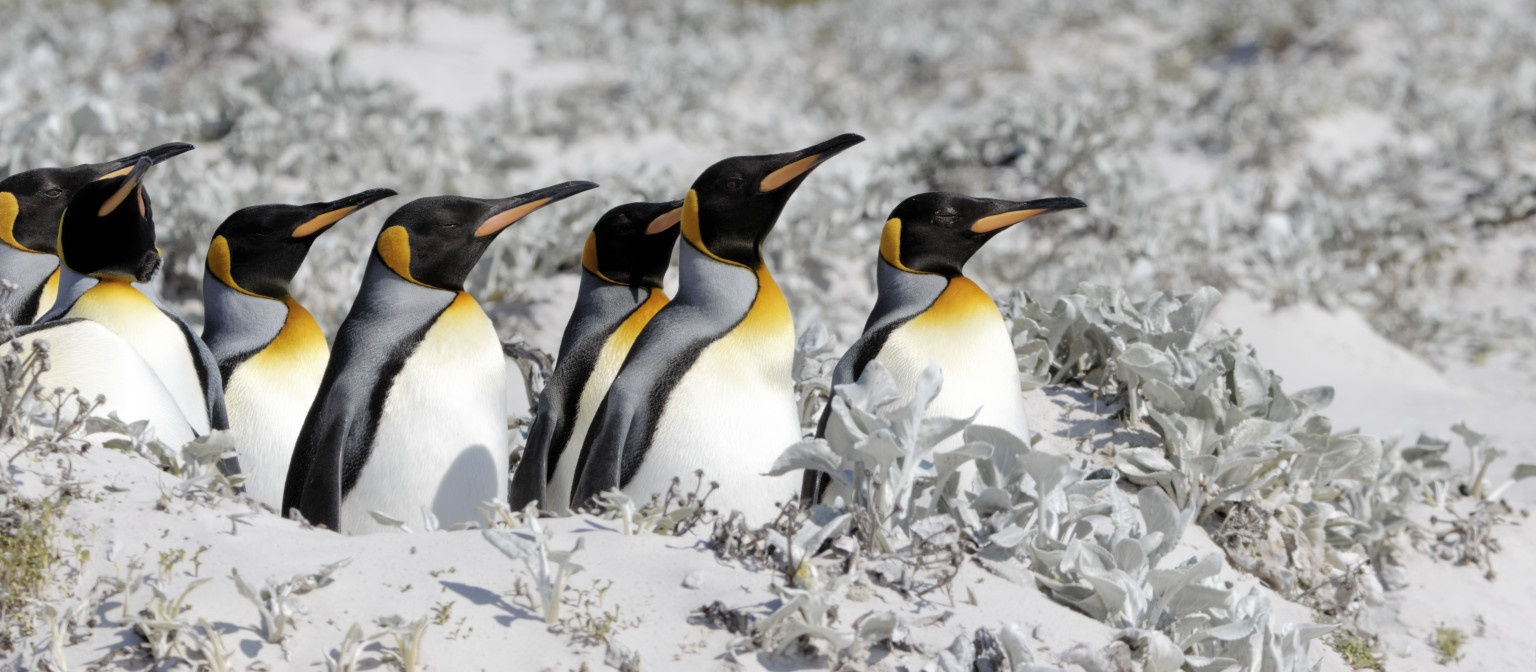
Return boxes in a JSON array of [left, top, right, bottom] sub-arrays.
[[572, 134, 864, 522], [202, 188, 397, 510], [0, 142, 192, 325], [29, 154, 227, 435], [509, 198, 684, 514], [283, 181, 598, 535], [802, 192, 1086, 501]]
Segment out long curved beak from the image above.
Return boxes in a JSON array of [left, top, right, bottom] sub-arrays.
[[98, 142, 194, 180], [971, 196, 1087, 234], [476, 180, 600, 238], [760, 133, 866, 192], [98, 157, 154, 218], [292, 187, 398, 238], [645, 199, 686, 234]]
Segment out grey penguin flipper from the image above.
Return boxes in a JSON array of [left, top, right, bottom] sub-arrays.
[[510, 280, 650, 511], [509, 394, 566, 511], [282, 256, 454, 529], [569, 317, 715, 507], [802, 261, 950, 502]]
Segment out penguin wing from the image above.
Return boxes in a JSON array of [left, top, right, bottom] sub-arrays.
[[508, 387, 566, 511], [284, 379, 368, 529], [571, 302, 722, 507]]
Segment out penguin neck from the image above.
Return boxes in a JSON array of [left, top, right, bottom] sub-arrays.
[[674, 243, 764, 315], [871, 258, 949, 318], [349, 255, 459, 323], [0, 245, 60, 323], [41, 265, 104, 321], [558, 272, 657, 363], [201, 272, 292, 364]]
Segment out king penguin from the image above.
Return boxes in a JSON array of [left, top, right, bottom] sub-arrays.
[[28, 154, 228, 436], [201, 187, 397, 510], [0, 142, 192, 325], [509, 198, 684, 514], [802, 192, 1086, 501], [572, 134, 864, 522], [282, 181, 599, 534]]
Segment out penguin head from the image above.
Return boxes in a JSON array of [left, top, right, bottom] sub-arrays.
[[208, 188, 397, 299], [374, 181, 599, 291], [0, 142, 191, 256], [685, 133, 865, 268], [56, 156, 173, 282], [881, 192, 1087, 277], [582, 199, 684, 288]]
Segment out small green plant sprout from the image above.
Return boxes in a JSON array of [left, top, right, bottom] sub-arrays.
[[375, 614, 431, 672], [1327, 630, 1385, 671], [564, 579, 634, 645], [1433, 625, 1467, 664], [431, 600, 454, 626], [231, 558, 351, 643], [483, 506, 586, 623]]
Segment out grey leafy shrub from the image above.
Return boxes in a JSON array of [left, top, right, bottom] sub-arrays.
[[230, 558, 351, 644], [483, 509, 587, 623], [1006, 284, 1526, 627]]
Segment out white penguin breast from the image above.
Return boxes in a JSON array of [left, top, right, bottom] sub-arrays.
[[634, 317, 802, 524], [878, 296, 1030, 443], [341, 295, 508, 535], [225, 346, 328, 511], [66, 281, 211, 433], [16, 322, 197, 447]]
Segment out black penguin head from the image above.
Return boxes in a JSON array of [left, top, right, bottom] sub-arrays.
[[375, 181, 599, 291], [208, 188, 397, 299], [0, 142, 191, 255], [56, 157, 173, 282], [685, 133, 865, 267], [882, 192, 1087, 277], [582, 199, 684, 288]]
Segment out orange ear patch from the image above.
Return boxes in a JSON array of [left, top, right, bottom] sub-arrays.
[[376, 225, 419, 283], [476, 198, 551, 237], [0, 192, 40, 253]]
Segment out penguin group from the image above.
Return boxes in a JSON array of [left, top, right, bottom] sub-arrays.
[[0, 134, 1085, 535]]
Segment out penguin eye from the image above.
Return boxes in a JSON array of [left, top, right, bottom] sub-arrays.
[[935, 209, 958, 221], [722, 176, 744, 193], [42, 187, 64, 199]]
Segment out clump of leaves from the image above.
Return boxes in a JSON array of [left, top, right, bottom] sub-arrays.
[[483, 507, 586, 624], [1327, 631, 1386, 671], [587, 470, 719, 536], [230, 558, 351, 644], [1432, 625, 1467, 665]]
